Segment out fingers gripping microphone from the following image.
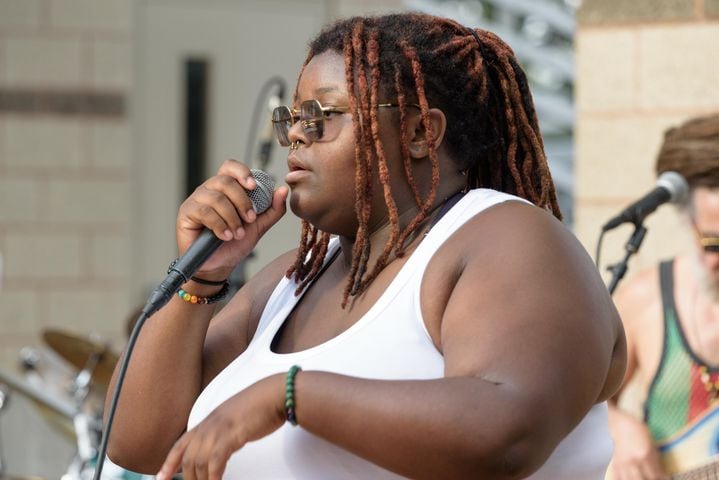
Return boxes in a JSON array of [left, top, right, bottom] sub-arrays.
[[142, 169, 275, 317], [602, 171, 689, 231]]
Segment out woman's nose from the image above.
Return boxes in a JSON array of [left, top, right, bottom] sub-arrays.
[[287, 119, 308, 147]]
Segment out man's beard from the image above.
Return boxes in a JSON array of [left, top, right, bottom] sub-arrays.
[[691, 248, 719, 302]]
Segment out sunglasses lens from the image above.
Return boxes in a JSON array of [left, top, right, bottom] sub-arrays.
[[705, 244, 719, 253], [272, 106, 293, 147], [300, 100, 323, 141]]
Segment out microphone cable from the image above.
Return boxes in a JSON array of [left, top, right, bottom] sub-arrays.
[[93, 309, 149, 480], [93, 169, 273, 479]]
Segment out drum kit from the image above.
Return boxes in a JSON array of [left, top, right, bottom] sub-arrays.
[[0, 329, 139, 479]]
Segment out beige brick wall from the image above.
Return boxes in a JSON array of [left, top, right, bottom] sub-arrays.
[[0, 0, 133, 358], [575, 0, 719, 286], [0, 5, 134, 472], [0, 0, 133, 473]]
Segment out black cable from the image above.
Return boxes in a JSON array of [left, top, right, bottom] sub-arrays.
[[92, 310, 149, 480]]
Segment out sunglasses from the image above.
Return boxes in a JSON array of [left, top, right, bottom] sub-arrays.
[[271, 99, 416, 147], [699, 236, 719, 253], [692, 221, 719, 253]]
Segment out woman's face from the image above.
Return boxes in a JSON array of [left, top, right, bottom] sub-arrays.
[[283, 50, 359, 236], [285, 50, 406, 237]]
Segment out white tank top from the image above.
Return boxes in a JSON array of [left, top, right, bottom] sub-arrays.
[[188, 188, 613, 479]]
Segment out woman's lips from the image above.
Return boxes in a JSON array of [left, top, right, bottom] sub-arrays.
[[285, 169, 310, 184], [286, 156, 310, 183]]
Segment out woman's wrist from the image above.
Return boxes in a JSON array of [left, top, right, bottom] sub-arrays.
[[176, 279, 230, 305]]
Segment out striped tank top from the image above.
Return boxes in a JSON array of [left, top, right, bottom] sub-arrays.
[[644, 259, 719, 441]]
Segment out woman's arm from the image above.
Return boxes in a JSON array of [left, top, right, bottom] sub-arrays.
[[158, 202, 626, 479], [297, 202, 624, 478], [105, 161, 290, 472]]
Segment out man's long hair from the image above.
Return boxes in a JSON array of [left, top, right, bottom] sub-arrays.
[[656, 113, 719, 190]]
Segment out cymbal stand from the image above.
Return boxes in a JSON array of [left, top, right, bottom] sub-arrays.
[[63, 350, 104, 480]]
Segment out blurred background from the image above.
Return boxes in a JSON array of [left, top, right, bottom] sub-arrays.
[[0, 0, 716, 477]]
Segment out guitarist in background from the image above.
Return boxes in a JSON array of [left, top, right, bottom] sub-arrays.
[[608, 113, 719, 480]]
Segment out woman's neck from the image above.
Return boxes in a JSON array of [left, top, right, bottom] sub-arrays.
[[337, 186, 464, 268]]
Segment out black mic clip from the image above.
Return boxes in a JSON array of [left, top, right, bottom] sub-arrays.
[[606, 224, 648, 295], [142, 230, 224, 317]]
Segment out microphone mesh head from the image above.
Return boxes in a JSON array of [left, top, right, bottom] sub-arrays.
[[656, 171, 689, 206], [248, 169, 275, 214]]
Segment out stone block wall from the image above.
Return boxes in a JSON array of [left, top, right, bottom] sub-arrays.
[[0, 0, 133, 368], [0, 1, 133, 474]]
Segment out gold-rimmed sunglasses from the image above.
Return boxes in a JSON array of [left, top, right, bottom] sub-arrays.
[[271, 99, 417, 147], [692, 220, 719, 253], [699, 235, 719, 253]]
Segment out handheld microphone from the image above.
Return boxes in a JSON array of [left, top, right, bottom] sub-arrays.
[[142, 169, 275, 317], [602, 171, 689, 231]]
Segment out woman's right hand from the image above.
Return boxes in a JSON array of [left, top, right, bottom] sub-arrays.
[[176, 159, 289, 280], [607, 408, 665, 480]]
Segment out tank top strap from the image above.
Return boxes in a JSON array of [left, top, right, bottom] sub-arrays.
[[659, 259, 675, 325], [644, 259, 697, 440]]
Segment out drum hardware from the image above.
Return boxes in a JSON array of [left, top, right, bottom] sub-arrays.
[[18, 347, 77, 441], [64, 351, 105, 478], [42, 330, 118, 388], [0, 367, 76, 420], [0, 329, 123, 479]]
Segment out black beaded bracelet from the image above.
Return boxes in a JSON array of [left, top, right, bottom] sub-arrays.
[[285, 365, 302, 426], [190, 275, 227, 286], [167, 257, 228, 286]]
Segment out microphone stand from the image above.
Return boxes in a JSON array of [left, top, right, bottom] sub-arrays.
[[606, 223, 648, 295], [242, 75, 286, 172], [231, 76, 286, 294]]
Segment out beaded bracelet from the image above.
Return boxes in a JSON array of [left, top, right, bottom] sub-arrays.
[[177, 281, 230, 305], [285, 365, 301, 426]]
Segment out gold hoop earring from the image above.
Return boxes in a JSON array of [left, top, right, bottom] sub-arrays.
[[289, 141, 300, 151]]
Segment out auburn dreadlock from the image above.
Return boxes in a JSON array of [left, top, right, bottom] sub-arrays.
[[286, 13, 561, 307]]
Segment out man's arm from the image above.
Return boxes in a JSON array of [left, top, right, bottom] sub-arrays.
[[607, 267, 665, 480]]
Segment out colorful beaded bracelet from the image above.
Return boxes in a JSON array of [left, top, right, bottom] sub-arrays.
[[177, 281, 229, 305], [285, 365, 302, 426]]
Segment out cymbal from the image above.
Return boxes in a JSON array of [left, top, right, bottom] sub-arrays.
[[42, 330, 119, 386]]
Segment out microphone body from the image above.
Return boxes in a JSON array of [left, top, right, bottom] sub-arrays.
[[142, 169, 275, 316], [602, 171, 689, 231]]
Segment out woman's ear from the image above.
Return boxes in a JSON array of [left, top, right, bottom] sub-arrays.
[[406, 107, 447, 159]]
